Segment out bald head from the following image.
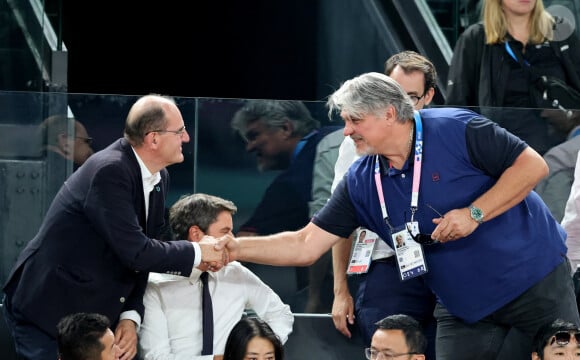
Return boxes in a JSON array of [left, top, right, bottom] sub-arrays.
[[123, 95, 177, 146]]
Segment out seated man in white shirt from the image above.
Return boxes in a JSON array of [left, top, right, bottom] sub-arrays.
[[138, 193, 294, 360]]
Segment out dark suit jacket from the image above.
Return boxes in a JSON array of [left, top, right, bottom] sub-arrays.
[[3, 138, 195, 337]]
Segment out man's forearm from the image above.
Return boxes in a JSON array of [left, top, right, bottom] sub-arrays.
[[333, 234, 353, 294], [234, 223, 340, 266]]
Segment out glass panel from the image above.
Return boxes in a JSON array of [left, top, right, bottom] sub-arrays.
[[0, 90, 71, 284], [0, 91, 577, 315], [195, 98, 343, 312]]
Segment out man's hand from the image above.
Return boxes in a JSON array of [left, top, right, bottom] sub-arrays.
[[215, 234, 239, 262], [114, 319, 138, 360], [431, 208, 479, 243], [199, 235, 231, 271], [331, 288, 355, 338], [214, 355, 224, 360]]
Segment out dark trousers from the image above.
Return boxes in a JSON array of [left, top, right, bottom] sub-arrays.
[[354, 258, 437, 359], [434, 259, 580, 360], [2, 293, 58, 360]]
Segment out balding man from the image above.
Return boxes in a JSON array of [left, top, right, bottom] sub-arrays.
[[2, 94, 227, 360], [39, 114, 95, 203]]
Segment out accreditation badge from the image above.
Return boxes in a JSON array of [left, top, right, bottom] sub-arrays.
[[393, 222, 428, 280], [347, 227, 377, 274]]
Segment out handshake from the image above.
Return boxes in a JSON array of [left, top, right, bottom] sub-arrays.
[[197, 234, 238, 272]]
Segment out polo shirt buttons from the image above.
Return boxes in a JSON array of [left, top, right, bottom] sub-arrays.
[[120, 297, 126, 303]]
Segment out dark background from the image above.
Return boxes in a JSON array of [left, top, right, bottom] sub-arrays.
[[61, 1, 319, 101]]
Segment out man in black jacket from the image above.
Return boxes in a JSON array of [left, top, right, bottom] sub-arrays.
[[2, 95, 227, 360]]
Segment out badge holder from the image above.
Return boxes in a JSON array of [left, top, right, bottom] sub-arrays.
[[392, 223, 428, 281], [347, 227, 377, 274]]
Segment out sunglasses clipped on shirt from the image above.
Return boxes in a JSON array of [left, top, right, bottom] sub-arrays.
[[550, 331, 580, 346], [406, 224, 438, 245], [405, 204, 444, 246]]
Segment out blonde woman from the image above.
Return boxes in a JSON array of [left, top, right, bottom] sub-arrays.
[[446, 0, 580, 155]]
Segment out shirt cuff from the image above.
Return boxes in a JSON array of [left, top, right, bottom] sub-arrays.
[[191, 241, 201, 268], [119, 310, 141, 332]]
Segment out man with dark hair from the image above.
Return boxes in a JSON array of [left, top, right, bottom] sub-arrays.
[[531, 318, 580, 360], [365, 314, 427, 360], [139, 193, 293, 358], [57, 313, 119, 360]]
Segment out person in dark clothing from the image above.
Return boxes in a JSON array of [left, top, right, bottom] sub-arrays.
[[446, 0, 580, 155], [231, 100, 341, 310], [2, 95, 227, 360]]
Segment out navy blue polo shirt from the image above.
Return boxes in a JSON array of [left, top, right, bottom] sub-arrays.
[[313, 107, 567, 323]]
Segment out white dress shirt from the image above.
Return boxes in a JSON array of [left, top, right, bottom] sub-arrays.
[[562, 150, 580, 273], [117, 147, 163, 327], [139, 261, 294, 360]]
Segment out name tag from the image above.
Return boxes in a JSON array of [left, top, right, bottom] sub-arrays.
[[347, 228, 378, 274], [393, 222, 428, 280]]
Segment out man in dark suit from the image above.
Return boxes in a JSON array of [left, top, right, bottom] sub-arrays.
[[2, 95, 227, 360]]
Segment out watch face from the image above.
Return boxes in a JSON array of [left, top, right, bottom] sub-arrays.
[[470, 206, 483, 222]]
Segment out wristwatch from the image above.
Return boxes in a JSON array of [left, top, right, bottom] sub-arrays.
[[468, 204, 484, 224]]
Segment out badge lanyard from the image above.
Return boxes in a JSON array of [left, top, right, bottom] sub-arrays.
[[373, 111, 428, 280], [374, 111, 424, 226]]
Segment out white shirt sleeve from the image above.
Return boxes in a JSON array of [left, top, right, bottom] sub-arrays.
[[562, 150, 580, 273], [139, 265, 293, 359], [139, 283, 173, 360], [331, 137, 359, 193], [119, 310, 141, 332], [139, 280, 212, 360], [191, 242, 201, 270]]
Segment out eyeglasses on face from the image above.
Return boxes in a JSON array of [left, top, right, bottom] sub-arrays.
[[550, 331, 580, 346], [146, 126, 186, 137], [365, 347, 419, 359], [407, 92, 426, 106]]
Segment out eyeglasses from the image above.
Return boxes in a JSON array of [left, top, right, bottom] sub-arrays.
[[550, 331, 580, 346], [365, 348, 419, 359], [408, 92, 426, 106], [406, 225, 438, 245], [406, 204, 444, 246], [75, 136, 93, 145], [146, 126, 187, 137]]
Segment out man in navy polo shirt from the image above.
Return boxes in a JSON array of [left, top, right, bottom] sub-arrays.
[[220, 72, 580, 360]]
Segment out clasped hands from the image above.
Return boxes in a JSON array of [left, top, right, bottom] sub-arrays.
[[197, 234, 239, 271]]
